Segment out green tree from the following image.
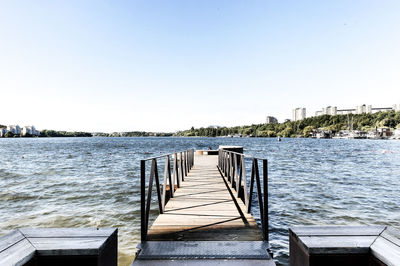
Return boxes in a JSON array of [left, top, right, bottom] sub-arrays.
[[4, 131, 14, 138], [281, 126, 294, 137], [303, 126, 313, 138]]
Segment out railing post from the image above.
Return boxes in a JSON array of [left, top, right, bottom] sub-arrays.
[[161, 157, 167, 212], [162, 155, 172, 209], [145, 159, 156, 236], [189, 150, 192, 170], [168, 155, 174, 198], [180, 152, 184, 182], [248, 159, 255, 213], [140, 160, 146, 242], [232, 153, 237, 188], [219, 150, 222, 170], [192, 149, 194, 168], [226, 151, 228, 176], [153, 159, 163, 214], [230, 153, 234, 186], [236, 154, 241, 198], [182, 151, 186, 177], [218, 150, 221, 168], [254, 158, 265, 239], [228, 153, 231, 182], [241, 155, 249, 208], [224, 151, 226, 175], [174, 153, 180, 188], [263, 159, 269, 242], [226, 153, 229, 180], [184, 151, 188, 176], [220, 150, 223, 172], [231, 152, 234, 186]]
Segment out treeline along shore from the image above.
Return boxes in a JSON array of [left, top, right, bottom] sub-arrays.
[[175, 111, 400, 138], [0, 126, 172, 138], [2, 111, 400, 139]]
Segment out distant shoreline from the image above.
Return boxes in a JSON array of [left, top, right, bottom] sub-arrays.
[[2, 110, 400, 139]]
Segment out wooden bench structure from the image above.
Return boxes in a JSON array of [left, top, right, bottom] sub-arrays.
[[290, 225, 400, 266], [133, 148, 275, 265], [0, 228, 117, 266]]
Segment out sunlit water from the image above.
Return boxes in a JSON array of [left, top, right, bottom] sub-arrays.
[[1, 137, 399, 265]]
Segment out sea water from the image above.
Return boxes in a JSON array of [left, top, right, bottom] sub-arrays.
[[1, 137, 399, 265]]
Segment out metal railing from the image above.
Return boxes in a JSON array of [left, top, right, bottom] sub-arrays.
[[140, 149, 194, 242], [218, 149, 269, 241]]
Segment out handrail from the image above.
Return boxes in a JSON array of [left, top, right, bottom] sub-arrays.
[[141, 149, 194, 161], [141, 149, 194, 242], [217, 149, 269, 242]]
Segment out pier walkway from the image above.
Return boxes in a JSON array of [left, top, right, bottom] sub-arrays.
[[147, 154, 261, 241], [133, 148, 275, 265]]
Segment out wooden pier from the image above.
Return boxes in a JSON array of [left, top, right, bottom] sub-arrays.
[[133, 148, 275, 265]]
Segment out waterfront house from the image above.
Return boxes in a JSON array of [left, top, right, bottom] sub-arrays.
[[377, 128, 392, 138], [349, 130, 367, 139], [333, 130, 347, 139], [311, 129, 332, 139], [367, 131, 379, 139]]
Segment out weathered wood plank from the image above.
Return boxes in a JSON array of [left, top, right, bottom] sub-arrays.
[[299, 236, 376, 254], [30, 237, 108, 256], [380, 226, 400, 248], [291, 226, 386, 236], [370, 236, 400, 266], [290, 226, 400, 266], [0, 228, 117, 266], [0, 238, 36, 266], [0, 230, 25, 253], [19, 228, 116, 238]]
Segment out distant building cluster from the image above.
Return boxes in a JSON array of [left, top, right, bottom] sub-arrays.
[[315, 104, 400, 116], [280, 103, 400, 123], [0, 125, 40, 137], [266, 116, 278, 124], [267, 103, 400, 125]]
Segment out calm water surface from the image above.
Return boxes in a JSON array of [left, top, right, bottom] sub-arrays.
[[1, 137, 400, 265]]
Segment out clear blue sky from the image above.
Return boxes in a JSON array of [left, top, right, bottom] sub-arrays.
[[1, 1, 399, 132]]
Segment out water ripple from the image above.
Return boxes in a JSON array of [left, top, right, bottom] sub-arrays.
[[1, 137, 400, 265]]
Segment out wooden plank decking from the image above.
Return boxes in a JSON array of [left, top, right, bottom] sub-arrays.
[[147, 154, 262, 241], [0, 228, 117, 266]]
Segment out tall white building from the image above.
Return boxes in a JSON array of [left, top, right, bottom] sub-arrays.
[[356, 104, 372, 114], [0, 128, 7, 137], [393, 104, 400, 112], [323, 106, 337, 115], [315, 106, 337, 116], [7, 125, 21, 135], [22, 126, 40, 136], [292, 108, 306, 121]]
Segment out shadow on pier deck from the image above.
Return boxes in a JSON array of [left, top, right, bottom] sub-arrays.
[[132, 148, 275, 265]]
